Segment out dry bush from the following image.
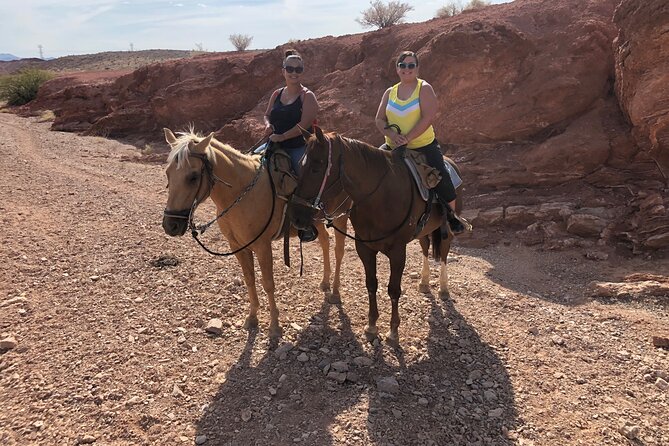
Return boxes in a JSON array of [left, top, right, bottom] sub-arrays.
[[357, 0, 414, 29], [464, 0, 490, 11], [37, 110, 56, 122], [436, 0, 489, 17], [436, 3, 463, 17], [229, 34, 253, 51]]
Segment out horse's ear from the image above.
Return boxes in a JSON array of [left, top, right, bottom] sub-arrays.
[[314, 125, 325, 144], [164, 128, 177, 145], [193, 132, 214, 153], [299, 125, 312, 140]]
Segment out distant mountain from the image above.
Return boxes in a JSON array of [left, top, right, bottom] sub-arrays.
[[0, 53, 20, 61]]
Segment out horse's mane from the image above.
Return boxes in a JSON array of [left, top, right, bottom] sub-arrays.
[[334, 134, 392, 171], [167, 130, 257, 169]]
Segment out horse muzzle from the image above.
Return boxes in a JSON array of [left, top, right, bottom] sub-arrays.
[[287, 196, 317, 230], [162, 209, 189, 236]]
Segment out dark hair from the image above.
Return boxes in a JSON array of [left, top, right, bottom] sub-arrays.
[[283, 49, 303, 67], [396, 51, 419, 66]]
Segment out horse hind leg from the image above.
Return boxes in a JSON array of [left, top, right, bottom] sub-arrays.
[[418, 236, 431, 293], [439, 234, 453, 298]]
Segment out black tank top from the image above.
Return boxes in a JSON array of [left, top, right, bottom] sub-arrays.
[[269, 88, 308, 149]]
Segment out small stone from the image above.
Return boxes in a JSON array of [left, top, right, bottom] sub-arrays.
[[484, 390, 497, 401], [353, 356, 374, 367], [392, 409, 402, 418], [77, 434, 97, 444], [551, 335, 565, 346], [652, 336, 669, 348], [172, 384, 185, 398], [90, 275, 100, 281], [331, 361, 349, 373], [0, 337, 18, 350], [346, 372, 359, 383], [418, 397, 428, 405], [376, 376, 400, 394], [232, 277, 243, 286], [195, 435, 208, 445], [205, 318, 223, 336], [655, 378, 669, 391], [488, 408, 504, 418], [528, 327, 539, 335], [274, 343, 294, 358], [269, 387, 277, 396], [297, 352, 309, 362], [241, 410, 252, 422], [618, 423, 640, 440], [327, 371, 347, 383]]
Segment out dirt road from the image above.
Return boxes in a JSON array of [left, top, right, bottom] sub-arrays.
[[0, 113, 667, 445]]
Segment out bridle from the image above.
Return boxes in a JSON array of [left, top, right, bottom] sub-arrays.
[[291, 135, 415, 244], [163, 150, 276, 256]]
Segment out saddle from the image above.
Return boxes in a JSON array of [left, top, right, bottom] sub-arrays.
[[267, 146, 298, 200], [403, 150, 462, 202]]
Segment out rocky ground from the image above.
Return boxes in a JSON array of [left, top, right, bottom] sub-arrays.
[[0, 112, 668, 445]]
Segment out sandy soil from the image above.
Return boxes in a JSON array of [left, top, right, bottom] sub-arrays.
[[0, 113, 667, 446]]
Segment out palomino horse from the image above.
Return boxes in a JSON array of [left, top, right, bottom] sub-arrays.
[[288, 127, 465, 344], [161, 128, 348, 337]]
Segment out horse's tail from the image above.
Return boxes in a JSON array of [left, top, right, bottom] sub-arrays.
[[431, 227, 442, 263]]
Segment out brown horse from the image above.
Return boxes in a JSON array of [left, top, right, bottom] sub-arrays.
[[288, 127, 465, 344], [161, 128, 348, 337]]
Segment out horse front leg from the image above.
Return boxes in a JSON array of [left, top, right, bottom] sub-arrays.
[[255, 242, 282, 338], [418, 236, 431, 293], [233, 248, 259, 330], [387, 245, 407, 345], [355, 240, 379, 341], [330, 215, 348, 304], [315, 221, 332, 295]]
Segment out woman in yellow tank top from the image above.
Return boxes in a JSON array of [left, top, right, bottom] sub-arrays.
[[374, 51, 466, 235]]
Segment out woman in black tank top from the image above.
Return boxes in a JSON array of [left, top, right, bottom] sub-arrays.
[[262, 49, 319, 174]]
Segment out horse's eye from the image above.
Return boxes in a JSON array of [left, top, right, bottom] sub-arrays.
[[187, 172, 199, 185]]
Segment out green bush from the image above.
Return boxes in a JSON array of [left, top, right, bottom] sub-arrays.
[[0, 69, 54, 106]]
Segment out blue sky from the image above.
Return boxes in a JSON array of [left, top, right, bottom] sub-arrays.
[[2, 0, 511, 58]]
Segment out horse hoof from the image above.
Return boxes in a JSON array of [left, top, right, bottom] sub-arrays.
[[269, 325, 283, 339], [385, 331, 400, 346], [320, 282, 331, 293], [243, 315, 258, 329], [439, 290, 451, 300], [364, 326, 379, 342], [418, 283, 431, 293], [327, 292, 342, 304]]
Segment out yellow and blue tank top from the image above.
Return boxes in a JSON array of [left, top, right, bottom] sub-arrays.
[[384, 79, 436, 149]]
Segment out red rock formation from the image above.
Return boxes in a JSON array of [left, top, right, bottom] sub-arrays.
[[614, 0, 669, 175], [23, 0, 668, 252]]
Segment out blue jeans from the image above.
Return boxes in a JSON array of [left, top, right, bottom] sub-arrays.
[[285, 145, 306, 175]]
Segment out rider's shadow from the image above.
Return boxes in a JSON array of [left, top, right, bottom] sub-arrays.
[[195, 301, 368, 445], [364, 291, 518, 445], [196, 294, 517, 445]]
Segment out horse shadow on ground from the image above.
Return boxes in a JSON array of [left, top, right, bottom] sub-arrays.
[[196, 291, 517, 445]]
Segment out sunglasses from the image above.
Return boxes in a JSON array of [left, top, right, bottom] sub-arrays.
[[397, 62, 417, 69], [283, 65, 304, 74]]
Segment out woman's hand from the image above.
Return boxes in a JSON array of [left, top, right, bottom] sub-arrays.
[[389, 133, 408, 147], [268, 133, 284, 143]]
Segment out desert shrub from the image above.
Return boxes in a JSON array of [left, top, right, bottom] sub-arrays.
[[357, 0, 414, 29], [0, 69, 54, 106], [463, 0, 490, 11], [436, 0, 490, 17], [436, 3, 463, 17], [229, 34, 253, 51], [37, 110, 56, 122]]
